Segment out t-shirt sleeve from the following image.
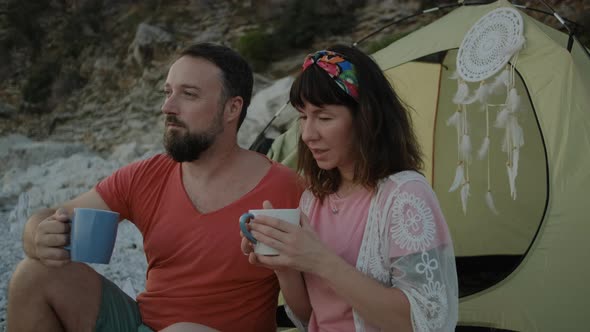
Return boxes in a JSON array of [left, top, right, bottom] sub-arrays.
[[386, 180, 459, 332], [95, 161, 140, 222]]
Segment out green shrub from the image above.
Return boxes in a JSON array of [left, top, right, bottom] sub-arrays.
[[275, 0, 357, 49], [22, 59, 61, 111], [236, 29, 276, 71]]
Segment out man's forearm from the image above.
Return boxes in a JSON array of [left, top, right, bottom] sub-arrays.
[[23, 208, 55, 259]]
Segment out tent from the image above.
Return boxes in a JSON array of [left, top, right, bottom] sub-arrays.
[[268, 1, 590, 331]]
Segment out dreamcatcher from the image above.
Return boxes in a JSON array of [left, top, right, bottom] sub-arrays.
[[448, 7, 526, 214]]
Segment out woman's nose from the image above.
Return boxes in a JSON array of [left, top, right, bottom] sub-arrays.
[[301, 119, 319, 142]]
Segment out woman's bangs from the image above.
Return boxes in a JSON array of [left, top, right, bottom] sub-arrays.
[[289, 66, 351, 109]]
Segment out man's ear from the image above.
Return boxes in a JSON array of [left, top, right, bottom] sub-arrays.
[[225, 96, 244, 123]]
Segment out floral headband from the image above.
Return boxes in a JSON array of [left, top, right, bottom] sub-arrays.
[[302, 50, 359, 100]]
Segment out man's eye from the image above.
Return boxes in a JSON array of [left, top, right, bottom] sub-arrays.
[[319, 117, 331, 121], [184, 91, 198, 97], [162, 90, 171, 97]]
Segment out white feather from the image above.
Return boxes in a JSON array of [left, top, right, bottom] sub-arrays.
[[512, 148, 520, 180], [510, 118, 525, 147], [460, 134, 472, 160], [449, 163, 464, 193], [506, 87, 521, 112], [460, 182, 470, 215], [502, 128, 510, 152], [485, 191, 500, 215], [453, 81, 470, 104], [477, 136, 490, 160], [446, 111, 460, 127], [507, 163, 516, 200], [490, 68, 510, 94], [494, 108, 510, 128], [468, 81, 492, 104]]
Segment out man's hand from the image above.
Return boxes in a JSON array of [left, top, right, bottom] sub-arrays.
[[34, 208, 72, 267]]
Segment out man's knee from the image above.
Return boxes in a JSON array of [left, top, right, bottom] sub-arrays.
[[8, 257, 103, 331], [9, 258, 50, 294], [9, 257, 100, 298]]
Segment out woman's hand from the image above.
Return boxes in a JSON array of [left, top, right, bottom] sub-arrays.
[[244, 200, 334, 275]]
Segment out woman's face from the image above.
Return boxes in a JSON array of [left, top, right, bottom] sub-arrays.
[[298, 102, 356, 180]]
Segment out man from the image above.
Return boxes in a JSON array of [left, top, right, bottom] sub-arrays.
[[7, 43, 302, 332]]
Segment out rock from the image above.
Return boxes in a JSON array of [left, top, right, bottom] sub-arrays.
[[0, 102, 16, 118], [129, 23, 175, 67], [0, 136, 90, 172], [237, 76, 297, 148]]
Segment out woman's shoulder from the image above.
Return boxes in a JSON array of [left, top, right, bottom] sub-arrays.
[[380, 170, 429, 190]]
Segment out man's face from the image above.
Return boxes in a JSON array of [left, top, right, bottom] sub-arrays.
[[161, 56, 227, 162]]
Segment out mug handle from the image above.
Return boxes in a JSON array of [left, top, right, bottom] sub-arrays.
[[239, 213, 257, 244]]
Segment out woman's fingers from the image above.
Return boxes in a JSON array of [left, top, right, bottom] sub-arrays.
[[251, 229, 286, 252], [240, 236, 255, 255], [251, 214, 298, 233], [262, 200, 274, 209]]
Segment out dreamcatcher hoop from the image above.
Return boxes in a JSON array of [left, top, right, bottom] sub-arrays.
[[457, 7, 524, 82]]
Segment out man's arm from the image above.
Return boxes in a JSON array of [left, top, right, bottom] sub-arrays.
[[23, 188, 113, 266]]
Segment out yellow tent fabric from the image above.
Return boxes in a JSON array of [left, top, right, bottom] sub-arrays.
[[267, 119, 299, 169], [373, 1, 590, 331], [267, 1, 590, 330]]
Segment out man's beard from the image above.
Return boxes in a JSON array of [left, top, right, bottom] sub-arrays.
[[163, 112, 224, 162]]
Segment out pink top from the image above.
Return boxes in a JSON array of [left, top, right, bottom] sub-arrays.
[[304, 188, 373, 332]]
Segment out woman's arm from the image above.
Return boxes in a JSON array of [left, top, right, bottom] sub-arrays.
[[314, 251, 413, 332], [251, 213, 412, 331], [275, 270, 312, 325]]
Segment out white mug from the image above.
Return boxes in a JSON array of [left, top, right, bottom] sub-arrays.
[[239, 208, 300, 256]]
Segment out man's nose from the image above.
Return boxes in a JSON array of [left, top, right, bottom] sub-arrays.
[[161, 95, 178, 115]]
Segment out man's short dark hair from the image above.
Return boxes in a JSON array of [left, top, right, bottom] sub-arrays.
[[179, 43, 253, 130]]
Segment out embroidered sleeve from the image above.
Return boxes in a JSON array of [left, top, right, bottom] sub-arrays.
[[387, 179, 459, 332], [299, 189, 315, 217]]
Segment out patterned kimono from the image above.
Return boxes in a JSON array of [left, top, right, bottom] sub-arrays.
[[290, 171, 458, 332]]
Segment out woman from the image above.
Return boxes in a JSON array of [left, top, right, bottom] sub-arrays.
[[242, 45, 458, 332]]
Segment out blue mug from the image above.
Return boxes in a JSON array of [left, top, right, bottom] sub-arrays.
[[64, 208, 120, 264]]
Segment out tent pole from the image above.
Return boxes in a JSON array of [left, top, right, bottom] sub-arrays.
[[248, 101, 291, 151], [537, 0, 590, 58]]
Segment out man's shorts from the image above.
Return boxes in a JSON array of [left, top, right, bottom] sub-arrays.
[[94, 275, 154, 332]]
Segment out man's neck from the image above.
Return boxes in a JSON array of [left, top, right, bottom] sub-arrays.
[[181, 137, 242, 184]]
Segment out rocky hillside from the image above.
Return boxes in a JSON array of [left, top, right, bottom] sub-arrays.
[[0, 0, 587, 155]]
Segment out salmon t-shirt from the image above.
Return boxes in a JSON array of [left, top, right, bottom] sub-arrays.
[[96, 153, 302, 331]]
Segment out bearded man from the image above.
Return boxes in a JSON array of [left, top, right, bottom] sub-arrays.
[[7, 43, 302, 332]]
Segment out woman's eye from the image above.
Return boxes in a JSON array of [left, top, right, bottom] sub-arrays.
[[299, 115, 308, 120]]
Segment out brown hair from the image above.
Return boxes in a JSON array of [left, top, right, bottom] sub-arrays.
[[290, 45, 423, 201]]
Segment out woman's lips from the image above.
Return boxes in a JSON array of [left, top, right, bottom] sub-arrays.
[[310, 148, 328, 159]]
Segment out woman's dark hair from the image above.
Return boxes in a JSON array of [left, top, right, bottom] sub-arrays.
[[290, 44, 423, 200]]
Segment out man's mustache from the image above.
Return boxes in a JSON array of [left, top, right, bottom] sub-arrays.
[[165, 115, 186, 128]]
